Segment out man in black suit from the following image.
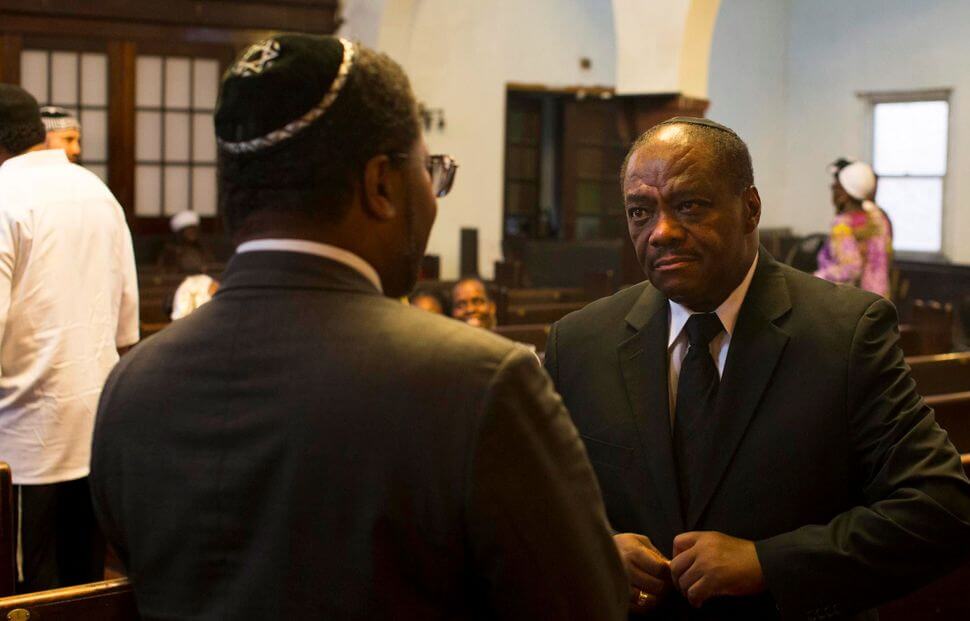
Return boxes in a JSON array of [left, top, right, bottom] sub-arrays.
[[544, 117, 970, 619], [90, 35, 626, 620]]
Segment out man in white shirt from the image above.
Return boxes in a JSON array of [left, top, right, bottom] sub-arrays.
[[0, 85, 139, 591]]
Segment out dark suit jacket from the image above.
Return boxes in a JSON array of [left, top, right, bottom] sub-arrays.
[[90, 251, 627, 620], [545, 251, 970, 621]]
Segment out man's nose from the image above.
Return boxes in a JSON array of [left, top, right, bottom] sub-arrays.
[[648, 209, 683, 246]]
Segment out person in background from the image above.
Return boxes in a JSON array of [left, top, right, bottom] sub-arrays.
[[0, 85, 139, 592], [814, 158, 892, 298], [157, 210, 215, 274], [409, 289, 444, 314], [170, 274, 219, 320], [451, 277, 497, 329], [39, 106, 81, 164]]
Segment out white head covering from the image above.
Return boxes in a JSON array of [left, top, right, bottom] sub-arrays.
[[170, 210, 200, 233], [836, 161, 877, 202], [39, 106, 80, 132]]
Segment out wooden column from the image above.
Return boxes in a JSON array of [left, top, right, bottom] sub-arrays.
[[0, 34, 22, 84], [108, 40, 136, 220]]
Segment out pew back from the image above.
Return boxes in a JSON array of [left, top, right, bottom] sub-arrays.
[[0, 463, 13, 596], [0, 578, 138, 620]]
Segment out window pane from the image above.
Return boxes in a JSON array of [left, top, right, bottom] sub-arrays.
[[50, 52, 78, 105], [193, 59, 220, 109], [873, 101, 948, 176], [193, 167, 217, 216], [164, 112, 190, 162], [192, 113, 216, 162], [79, 109, 108, 161], [136, 112, 161, 161], [87, 164, 108, 184], [165, 58, 191, 108], [136, 56, 162, 107], [135, 166, 162, 216], [80, 54, 108, 106], [164, 166, 190, 215], [20, 50, 48, 103], [877, 177, 942, 252]]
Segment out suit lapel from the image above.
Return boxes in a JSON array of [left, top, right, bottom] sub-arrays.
[[686, 253, 792, 529], [617, 286, 685, 533]]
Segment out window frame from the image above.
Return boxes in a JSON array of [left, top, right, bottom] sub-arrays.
[[860, 88, 952, 257]]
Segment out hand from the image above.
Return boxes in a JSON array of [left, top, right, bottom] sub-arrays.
[[613, 533, 673, 614], [669, 531, 766, 608]]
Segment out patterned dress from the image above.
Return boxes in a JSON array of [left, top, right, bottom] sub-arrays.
[[815, 207, 892, 298]]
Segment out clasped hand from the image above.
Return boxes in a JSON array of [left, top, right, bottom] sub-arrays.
[[614, 531, 766, 613]]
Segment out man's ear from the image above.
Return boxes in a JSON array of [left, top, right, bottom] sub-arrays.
[[742, 185, 762, 232], [361, 154, 398, 221]]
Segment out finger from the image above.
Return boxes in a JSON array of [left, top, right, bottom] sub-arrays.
[[626, 543, 672, 579], [675, 559, 705, 595], [630, 533, 663, 555], [673, 531, 702, 556], [626, 564, 668, 596], [686, 576, 714, 608], [668, 546, 696, 583]]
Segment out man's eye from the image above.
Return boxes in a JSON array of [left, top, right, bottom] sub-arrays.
[[679, 200, 706, 213], [627, 207, 649, 220]]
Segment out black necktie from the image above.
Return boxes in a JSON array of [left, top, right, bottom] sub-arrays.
[[673, 312, 724, 520]]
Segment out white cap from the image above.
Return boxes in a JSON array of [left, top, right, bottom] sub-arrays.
[[170, 210, 201, 233], [837, 161, 877, 201]]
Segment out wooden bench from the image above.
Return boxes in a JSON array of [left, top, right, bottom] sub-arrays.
[[0, 578, 138, 620], [907, 352, 970, 396], [494, 324, 551, 353], [0, 463, 13, 597], [504, 301, 587, 325], [506, 288, 588, 305]]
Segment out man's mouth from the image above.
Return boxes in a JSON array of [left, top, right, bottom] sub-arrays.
[[652, 255, 698, 270]]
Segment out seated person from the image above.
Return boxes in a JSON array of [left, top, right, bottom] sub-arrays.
[[409, 290, 444, 314], [451, 277, 496, 329], [171, 274, 219, 320], [815, 158, 892, 297], [157, 210, 216, 274]]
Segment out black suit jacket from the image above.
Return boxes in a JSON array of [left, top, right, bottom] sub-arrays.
[[91, 250, 627, 620], [545, 251, 970, 620]]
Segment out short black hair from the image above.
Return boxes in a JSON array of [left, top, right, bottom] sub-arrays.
[[219, 46, 420, 234], [619, 120, 754, 195], [0, 119, 45, 156]]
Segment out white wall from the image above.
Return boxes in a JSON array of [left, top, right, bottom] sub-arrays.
[[706, 0, 790, 229], [710, 0, 970, 262], [374, 0, 617, 279]]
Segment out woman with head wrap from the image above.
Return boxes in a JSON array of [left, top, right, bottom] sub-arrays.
[[814, 158, 893, 297]]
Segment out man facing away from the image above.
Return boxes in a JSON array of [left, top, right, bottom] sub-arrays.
[[0, 85, 139, 591], [90, 35, 626, 620], [544, 117, 970, 619]]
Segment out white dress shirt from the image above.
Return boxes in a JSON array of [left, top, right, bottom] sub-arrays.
[[667, 255, 758, 420], [235, 238, 383, 293], [0, 149, 139, 484]]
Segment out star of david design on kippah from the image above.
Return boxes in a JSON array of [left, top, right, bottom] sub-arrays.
[[218, 37, 356, 155], [231, 39, 281, 77]]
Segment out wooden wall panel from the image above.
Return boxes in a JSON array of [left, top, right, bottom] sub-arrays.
[[0, 34, 21, 84], [107, 40, 136, 220]]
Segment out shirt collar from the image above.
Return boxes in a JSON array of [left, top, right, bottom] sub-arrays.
[[235, 238, 383, 293], [0, 149, 69, 171], [668, 253, 759, 348]]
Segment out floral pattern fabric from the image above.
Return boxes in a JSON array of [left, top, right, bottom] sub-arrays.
[[815, 208, 892, 298]]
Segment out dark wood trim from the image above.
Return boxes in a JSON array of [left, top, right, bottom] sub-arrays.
[[0, 33, 21, 84], [0, 0, 338, 34], [108, 40, 136, 222]]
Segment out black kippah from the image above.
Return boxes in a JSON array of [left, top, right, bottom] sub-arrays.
[[654, 116, 740, 138], [215, 34, 355, 154], [0, 84, 45, 134]]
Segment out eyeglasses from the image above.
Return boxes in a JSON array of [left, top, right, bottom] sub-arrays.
[[392, 153, 459, 198]]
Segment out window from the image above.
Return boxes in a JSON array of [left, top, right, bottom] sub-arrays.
[[134, 55, 220, 218], [19, 49, 109, 182], [869, 95, 950, 253]]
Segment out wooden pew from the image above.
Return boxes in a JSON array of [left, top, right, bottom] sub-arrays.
[[0, 578, 138, 620], [506, 287, 588, 305], [907, 352, 970, 396], [504, 301, 587, 325], [494, 324, 550, 353], [0, 463, 13, 597]]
